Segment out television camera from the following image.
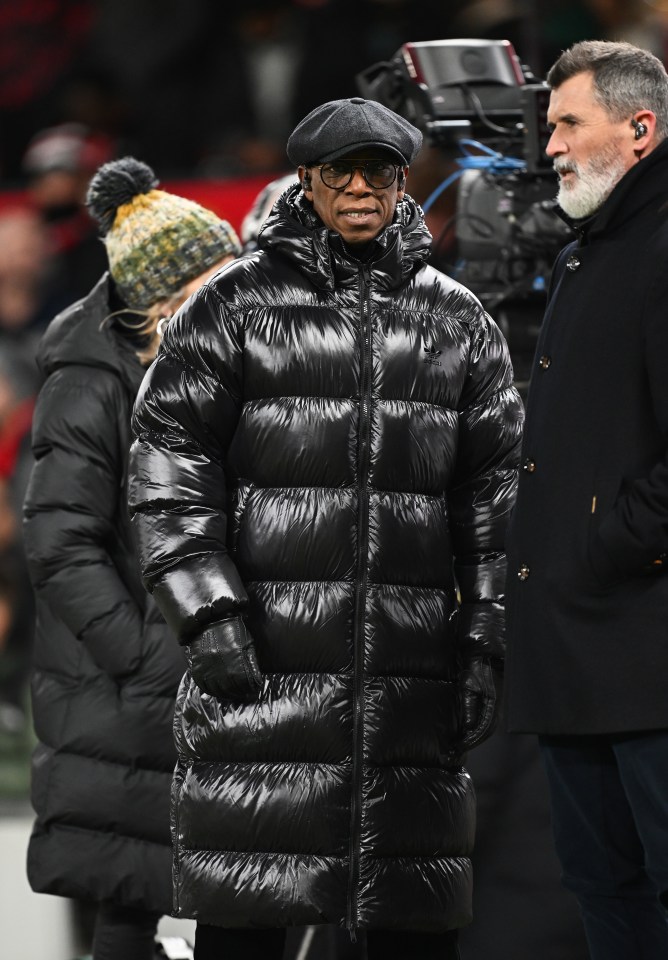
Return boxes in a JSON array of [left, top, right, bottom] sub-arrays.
[[356, 39, 574, 392]]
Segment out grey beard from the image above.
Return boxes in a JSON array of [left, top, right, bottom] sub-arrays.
[[555, 152, 627, 219]]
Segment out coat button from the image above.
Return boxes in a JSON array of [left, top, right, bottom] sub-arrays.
[[523, 458, 536, 473], [566, 254, 581, 271], [539, 355, 551, 369], [518, 564, 530, 581]]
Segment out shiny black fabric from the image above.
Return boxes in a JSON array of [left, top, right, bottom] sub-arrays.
[[23, 275, 186, 912], [129, 188, 523, 931]]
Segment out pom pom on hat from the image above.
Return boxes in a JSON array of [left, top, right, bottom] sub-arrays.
[[86, 156, 241, 310], [86, 156, 158, 236]]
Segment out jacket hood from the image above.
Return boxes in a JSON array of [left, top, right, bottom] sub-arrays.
[[37, 273, 145, 394], [257, 183, 432, 291]]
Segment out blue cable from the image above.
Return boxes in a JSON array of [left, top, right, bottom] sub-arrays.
[[421, 139, 526, 213]]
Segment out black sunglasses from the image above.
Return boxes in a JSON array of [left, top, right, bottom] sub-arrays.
[[315, 159, 401, 190]]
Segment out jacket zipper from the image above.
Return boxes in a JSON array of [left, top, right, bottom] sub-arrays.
[[347, 266, 372, 938]]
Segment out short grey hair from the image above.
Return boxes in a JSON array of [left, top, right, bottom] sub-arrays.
[[547, 40, 668, 141]]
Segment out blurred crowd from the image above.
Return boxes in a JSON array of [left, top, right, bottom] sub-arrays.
[[0, 0, 667, 748], [4, 0, 668, 186]]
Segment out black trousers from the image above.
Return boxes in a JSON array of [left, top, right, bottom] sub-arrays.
[[459, 730, 588, 960], [194, 923, 460, 959], [540, 731, 668, 960], [92, 902, 160, 960]]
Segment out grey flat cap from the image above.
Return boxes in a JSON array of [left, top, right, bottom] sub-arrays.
[[286, 97, 423, 166]]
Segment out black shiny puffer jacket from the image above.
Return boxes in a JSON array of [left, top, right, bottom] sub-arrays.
[[24, 275, 185, 913], [129, 188, 523, 932]]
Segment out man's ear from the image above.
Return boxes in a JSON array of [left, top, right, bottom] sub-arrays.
[[299, 166, 312, 192], [397, 166, 408, 194]]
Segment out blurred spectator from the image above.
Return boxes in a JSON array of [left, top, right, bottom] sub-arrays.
[[539, 0, 625, 71], [447, 0, 543, 75], [85, 0, 214, 175], [361, 0, 460, 60], [199, 0, 367, 176], [0, 382, 32, 737], [3, 0, 668, 189], [0, 207, 69, 736], [585, 0, 667, 57], [240, 172, 298, 250], [22, 122, 115, 303], [0, 206, 68, 516], [0, 0, 94, 181], [0, 206, 64, 335]]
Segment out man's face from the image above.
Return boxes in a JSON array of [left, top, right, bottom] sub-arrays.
[[299, 148, 407, 246], [546, 71, 637, 219]]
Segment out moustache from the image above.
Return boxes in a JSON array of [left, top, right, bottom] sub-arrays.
[[554, 161, 578, 176]]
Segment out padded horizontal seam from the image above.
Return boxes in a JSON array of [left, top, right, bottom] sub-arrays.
[[40, 821, 172, 849], [251, 673, 456, 681], [243, 395, 457, 414], [158, 345, 220, 386], [180, 849, 468, 861], [184, 672, 455, 682], [37, 744, 176, 776], [358, 854, 471, 862], [189, 761, 465, 772], [192, 759, 350, 767], [247, 579, 453, 592], [458, 381, 518, 415], [181, 847, 348, 858], [244, 395, 357, 403], [235, 486, 447, 498]]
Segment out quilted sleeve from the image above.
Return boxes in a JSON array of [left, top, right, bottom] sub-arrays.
[[449, 308, 525, 664], [23, 368, 144, 678], [128, 284, 248, 641]]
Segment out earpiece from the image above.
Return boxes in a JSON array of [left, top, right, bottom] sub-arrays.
[[302, 172, 312, 190], [632, 118, 648, 140], [398, 170, 406, 188]]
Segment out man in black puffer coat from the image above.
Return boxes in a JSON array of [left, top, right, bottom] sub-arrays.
[[128, 98, 524, 960]]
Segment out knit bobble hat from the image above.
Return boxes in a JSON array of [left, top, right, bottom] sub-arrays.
[[86, 156, 241, 310]]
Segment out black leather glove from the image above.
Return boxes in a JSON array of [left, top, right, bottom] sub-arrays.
[[458, 657, 503, 752], [187, 617, 262, 703]]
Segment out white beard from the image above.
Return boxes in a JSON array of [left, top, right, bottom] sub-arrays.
[[555, 146, 628, 219]]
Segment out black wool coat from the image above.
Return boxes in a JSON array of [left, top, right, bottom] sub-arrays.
[[505, 139, 668, 735], [129, 188, 523, 933], [24, 275, 185, 912]]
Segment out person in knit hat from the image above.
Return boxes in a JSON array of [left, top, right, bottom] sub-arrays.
[[86, 155, 241, 363], [22, 157, 240, 960]]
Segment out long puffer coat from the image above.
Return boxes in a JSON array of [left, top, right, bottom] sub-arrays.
[[129, 187, 523, 932], [23, 275, 185, 912]]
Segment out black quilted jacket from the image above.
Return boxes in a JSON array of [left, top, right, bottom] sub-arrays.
[[129, 187, 523, 932], [23, 275, 185, 912]]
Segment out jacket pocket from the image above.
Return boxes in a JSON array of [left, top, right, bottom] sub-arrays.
[[587, 475, 623, 588]]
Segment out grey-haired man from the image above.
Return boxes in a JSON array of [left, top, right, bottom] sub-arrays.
[[505, 40, 668, 960]]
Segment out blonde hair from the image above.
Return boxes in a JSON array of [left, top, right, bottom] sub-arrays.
[[110, 285, 187, 366], [138, 287, 189, 365]]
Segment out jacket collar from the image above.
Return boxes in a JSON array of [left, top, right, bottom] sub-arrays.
[[557, 137, 668, 243], [37, 273, 146, 395], [257, 184, 432, 292]]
